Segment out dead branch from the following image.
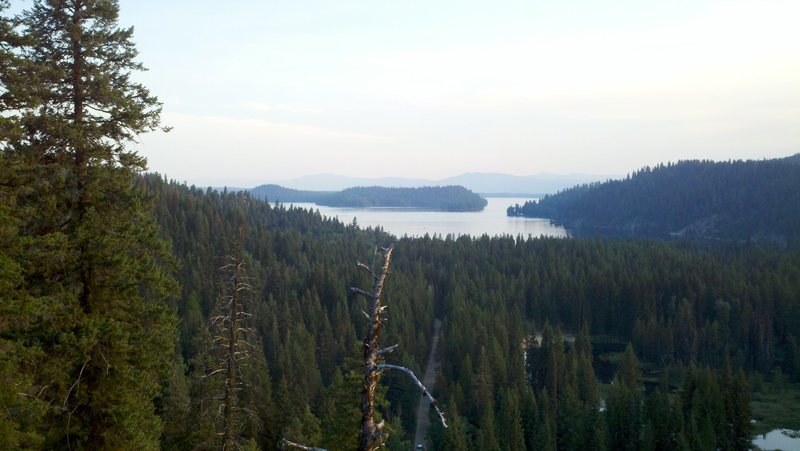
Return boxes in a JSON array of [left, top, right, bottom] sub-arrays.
[[356, 262, 373, 276], [373, 364, 447, 428], [278, 438, 328, 451], [63, 358, 90, 408], [376, 344, 399, 356]]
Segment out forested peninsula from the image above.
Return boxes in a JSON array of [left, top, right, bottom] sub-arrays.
[[250, 184, 488, 211], [508, 156, 800, 246]]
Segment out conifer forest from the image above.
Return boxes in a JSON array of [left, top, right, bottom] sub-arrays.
[[2, 1, 799, 450]]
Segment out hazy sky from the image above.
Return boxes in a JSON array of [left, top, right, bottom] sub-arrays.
[[30, 0, 800, 186]]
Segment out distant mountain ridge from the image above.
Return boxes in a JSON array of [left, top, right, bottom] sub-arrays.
[[508, 155, 800, 247], [271, 172, 612, 195]]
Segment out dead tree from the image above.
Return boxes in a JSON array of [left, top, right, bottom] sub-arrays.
[[351, 244, 447, 451], [207, 230, 259, 450], [279, 244, 445, 451]]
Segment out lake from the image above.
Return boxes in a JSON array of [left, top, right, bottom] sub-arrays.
[[289, 197, 568, 238], [752, 429, 800, 451]]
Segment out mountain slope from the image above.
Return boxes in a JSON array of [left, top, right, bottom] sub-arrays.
[[508, 156, 800, 246], [438, 172, 612, 195]]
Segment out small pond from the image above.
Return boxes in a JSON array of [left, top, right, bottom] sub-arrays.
[[753, 429, 800, 451]]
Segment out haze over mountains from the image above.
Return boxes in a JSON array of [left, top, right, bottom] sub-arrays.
[[269, 172, 614, 195]]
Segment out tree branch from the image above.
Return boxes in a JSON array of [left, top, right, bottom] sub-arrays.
[[372, 364, 447, 428], [278, 438, 328, 451], [376, 344, 399, 356], [356, 261, 373, 276]]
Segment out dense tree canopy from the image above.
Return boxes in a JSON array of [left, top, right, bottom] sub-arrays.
[[1, 0, 175, 448], [2, 2, 798, 450], [508, 157, 800, 247], [250, 184, 488, 211], [140, 176, 800, 449]]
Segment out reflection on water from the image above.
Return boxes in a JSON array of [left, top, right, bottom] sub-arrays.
[[289, 198, 568, 238]]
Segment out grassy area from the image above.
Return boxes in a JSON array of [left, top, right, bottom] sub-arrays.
[[750, 382, 800, 435]]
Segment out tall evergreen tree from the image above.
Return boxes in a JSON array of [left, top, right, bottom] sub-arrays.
[[1, 0, 25, 141], [534, 388, 557, 451], [1, 0, 176, 448], [642, 372, 683, 451], [1, 6, 47, 448], [320, 369, 362, 451], [439, 398, 469, 451], [606, 343, 643, 451], [726, 369, 751, 451], [0, 155, 49, 449]]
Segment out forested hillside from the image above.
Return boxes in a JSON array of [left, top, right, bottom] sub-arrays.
[[5, 168, 800, 449], [508, 157, 800, 247], [3, 1, 800, 450], [149, 176, 800, 449], [146, 177, 433, 449], [249, 184, 488, 212], [249, 184, 332, 203]]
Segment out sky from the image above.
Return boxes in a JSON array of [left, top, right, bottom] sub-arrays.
[[15, 0, 800, 186]]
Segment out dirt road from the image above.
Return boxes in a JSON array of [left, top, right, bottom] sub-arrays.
[[412, 319, 442, 448]]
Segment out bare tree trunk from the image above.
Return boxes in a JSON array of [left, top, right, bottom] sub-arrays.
[[222, 255, 244, 451], [208, 228, 254, 450], [281, 244, 445, 451], [352, 245, 446, 451], [356, 245, 394, 451]]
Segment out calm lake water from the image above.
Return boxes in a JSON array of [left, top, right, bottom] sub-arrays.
[[290, 197, 568, 238], [752, 429, 800, 450]]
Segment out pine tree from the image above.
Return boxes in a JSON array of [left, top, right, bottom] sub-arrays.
[[1, 0, 176, 448], [520, 387, 539, 451], [727, 369, 751, 451], [1, 0, 26, 143], [476, 398, 501, 451], [534, 388, 557, 451], [787, 335, 800, 382], [441, 399, 469, 451], [606, 343, 642, 451], [556, 349, 581, 450], [497, 388, 525, 451], [1, 8, 49, 439], [320, 369, 362, 451], [642, 385, 675, 451], [0, 157, 48, 449]]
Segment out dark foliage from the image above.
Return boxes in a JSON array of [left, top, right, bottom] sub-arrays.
[[250, 184, 488, 212], [508, 157, 800, 247], [142, 175, 800, 449], [3, 3, 797, 449], [249, 184, 332, 204]]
